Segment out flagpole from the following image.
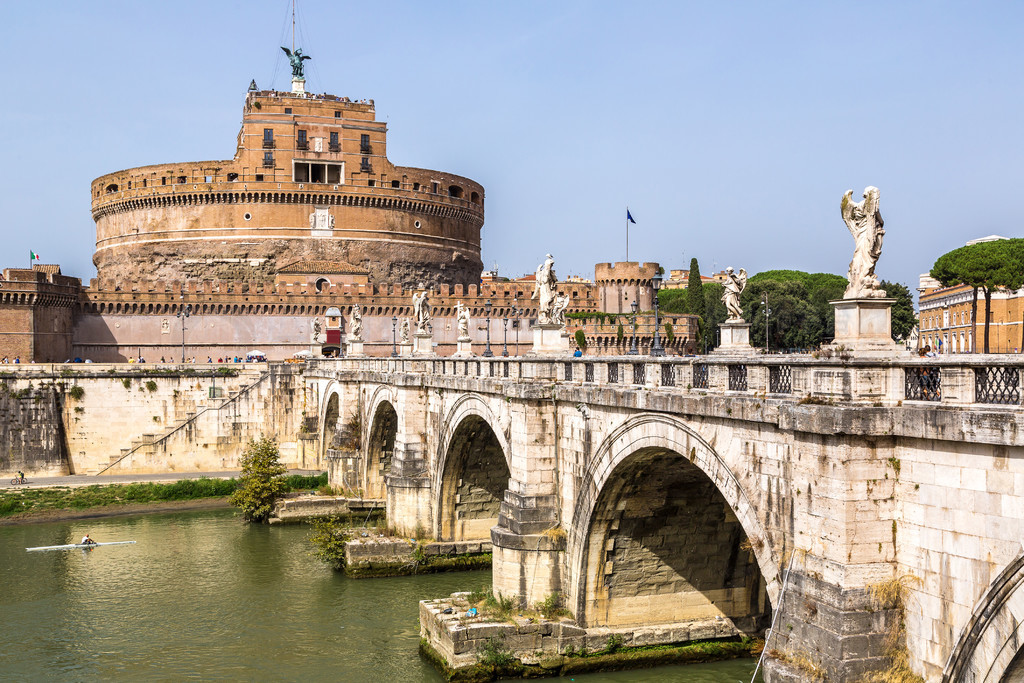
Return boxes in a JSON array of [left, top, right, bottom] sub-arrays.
[[625, 206, 629, 262]]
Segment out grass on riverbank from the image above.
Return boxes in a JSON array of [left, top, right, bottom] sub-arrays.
[[0, 473, 327, 519]]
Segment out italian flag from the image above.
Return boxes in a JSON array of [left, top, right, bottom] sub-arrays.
[[30, 251, 40, 261]]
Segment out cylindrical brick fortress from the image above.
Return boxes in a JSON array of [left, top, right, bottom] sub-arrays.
[[91, 90, 484, 288]]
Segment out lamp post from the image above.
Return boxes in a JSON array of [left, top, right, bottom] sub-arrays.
[[502, 315, 509, 357], [176, 303, 192, 363], [391, 316, 398, 357], [483, 300, 494, 357], [514, 297, 520, 356], [628, 300, 639, 355], [650, 272, 665, 356]]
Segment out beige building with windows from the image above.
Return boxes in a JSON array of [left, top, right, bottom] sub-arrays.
[[918, 236, 1024, 353]]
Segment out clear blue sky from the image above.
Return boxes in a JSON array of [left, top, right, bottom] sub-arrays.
[[3, 1, 1022, 298]]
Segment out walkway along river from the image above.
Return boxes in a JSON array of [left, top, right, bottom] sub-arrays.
[[0, 507, 758, 681]]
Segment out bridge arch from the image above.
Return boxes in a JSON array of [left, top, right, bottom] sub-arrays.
[[362, 385, 400, 500], [943, 552, 1024, 682], [568, 413, 781, 629], [319, 381, 344, 455], [434, 394, 511, 542]]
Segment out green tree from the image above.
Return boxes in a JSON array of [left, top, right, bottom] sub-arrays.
[[230, 436, 287, 523], [686, 258, 704, 316], [931, 239, 1024, 352], [880, 281, 917, 342], [573, 329, 587, 352]]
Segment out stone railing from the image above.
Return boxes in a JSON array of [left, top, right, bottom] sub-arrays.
[[305, 354, 1024, 408]]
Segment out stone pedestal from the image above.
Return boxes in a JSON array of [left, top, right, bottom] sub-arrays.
[[453, 337, 474, 358], [713, 320, 754, 355], [398, 342, 413, 357], [529, 323, 570, 356], [346, 339, 364, 357], [413, 332, 433, 356], [291, 77, 305, 94], [830, 298, 898, 357]]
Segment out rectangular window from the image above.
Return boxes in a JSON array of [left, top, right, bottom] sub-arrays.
[[334, 111, 341, 118], [161, 177, 166, 185], [360, 134, 370, 153], [329, 131, 340, 152], [262, 128, 274, 148], [284, 107, 292, 114], [255, 174, 264, 182], [296, 129, 308, 150], [391, 180, 400, 188], [263, 151, 274, 168], [413, 182, 420, 191], [431, 182, 439, 194]]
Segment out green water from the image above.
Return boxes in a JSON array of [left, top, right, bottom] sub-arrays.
[[0, 508, 758, 681]]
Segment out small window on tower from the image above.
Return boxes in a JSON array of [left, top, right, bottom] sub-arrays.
[[284, 107, 292, 114], [334, 111, 341, 118]]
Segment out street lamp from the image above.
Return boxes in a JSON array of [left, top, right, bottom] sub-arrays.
[[628, 300, 639, 355], [650, 272, 665, 356], [176, 303, 192, 363], [502, 315, 509, 357], [483, 300, 494, 357], [514, 297, 521, 356], [391, 316, 398, 357]]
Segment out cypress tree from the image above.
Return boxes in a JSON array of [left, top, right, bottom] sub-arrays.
[[686, 258, 704, 316]]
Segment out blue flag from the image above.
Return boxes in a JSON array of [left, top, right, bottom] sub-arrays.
[[627, 209, 636, 224]]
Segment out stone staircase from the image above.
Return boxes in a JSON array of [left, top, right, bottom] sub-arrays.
[[92, 370, 271, 475]]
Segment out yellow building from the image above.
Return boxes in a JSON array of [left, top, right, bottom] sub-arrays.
[[918, 237, 1024, 353]]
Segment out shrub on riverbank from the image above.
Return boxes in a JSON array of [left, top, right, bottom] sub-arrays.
[[229, 436, 288, 523], [0, 473, 327, 520]]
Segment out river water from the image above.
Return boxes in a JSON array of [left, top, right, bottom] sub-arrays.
[[0, 508, 758, 682]]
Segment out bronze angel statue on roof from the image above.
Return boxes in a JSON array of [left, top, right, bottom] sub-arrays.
[[281, 47, 311, 79]]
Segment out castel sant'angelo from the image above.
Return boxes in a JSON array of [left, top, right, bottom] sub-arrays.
[[0, 49, 695, 362]]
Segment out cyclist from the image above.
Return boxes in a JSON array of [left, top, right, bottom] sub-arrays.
[[17, 470, 24, 483]]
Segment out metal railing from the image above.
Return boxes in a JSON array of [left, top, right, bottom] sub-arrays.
[[975, 367, 1020, 405], [728, 365, 748, 391], [608, 362, 619, 384], [661, 364, 675, 387], [769, 365, 792, 394], [905, 367, 941, 402], [693, 363, 709, 389], [632, 363, 646, 385]]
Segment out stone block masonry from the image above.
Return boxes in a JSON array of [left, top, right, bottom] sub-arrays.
[[0, 363, 310, 476], [343, 537, 491, 577]]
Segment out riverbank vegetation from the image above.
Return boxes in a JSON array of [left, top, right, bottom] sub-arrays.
[[230, 436, 288, 523], [0, 473, 326, 521]]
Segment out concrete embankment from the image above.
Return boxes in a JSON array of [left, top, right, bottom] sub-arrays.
[[345, 538, 492, 578], [269, 494, 383, 525]]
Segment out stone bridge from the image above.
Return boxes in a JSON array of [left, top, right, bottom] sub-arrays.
[[304, 354, 1024, 682]]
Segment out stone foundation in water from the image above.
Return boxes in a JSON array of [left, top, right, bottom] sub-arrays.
[[419, 591, 759, 679], [344, 538, 492, 578]]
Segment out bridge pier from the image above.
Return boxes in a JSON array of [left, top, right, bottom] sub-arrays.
[[386, 443, 432, 536], [491, 491, 564, 606]]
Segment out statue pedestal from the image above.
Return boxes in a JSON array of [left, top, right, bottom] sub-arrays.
[[413, 332, 433, 356], [398, 342, 413, 356], [529, 323, 570, 356], [830, 298, 898, 356], [346, 339, 365, 357], [713, 321, 755, 355], [292, 77, 306, 94], [453, 337, 474, 358]]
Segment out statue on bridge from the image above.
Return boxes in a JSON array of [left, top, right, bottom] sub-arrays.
[[532, 254, 558, 325], [841, 186, 885, 299], [399, 318, 411, 344], [551, 292, 570, 327], [455, 301, 471, 340], [348, 305, 363, 341], [281, 47, 311, 80], [310, 317, 322, 344], [722, 267, 747, 321], [412, 291, 431, 334]]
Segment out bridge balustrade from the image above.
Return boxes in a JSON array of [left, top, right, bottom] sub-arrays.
[[302, 355, 1024, 409]]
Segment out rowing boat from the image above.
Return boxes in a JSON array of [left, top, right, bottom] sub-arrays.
[[26, 541, 137, 552]]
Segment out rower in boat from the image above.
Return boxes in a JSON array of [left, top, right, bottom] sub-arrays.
[[81, 534, 97, 546]]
